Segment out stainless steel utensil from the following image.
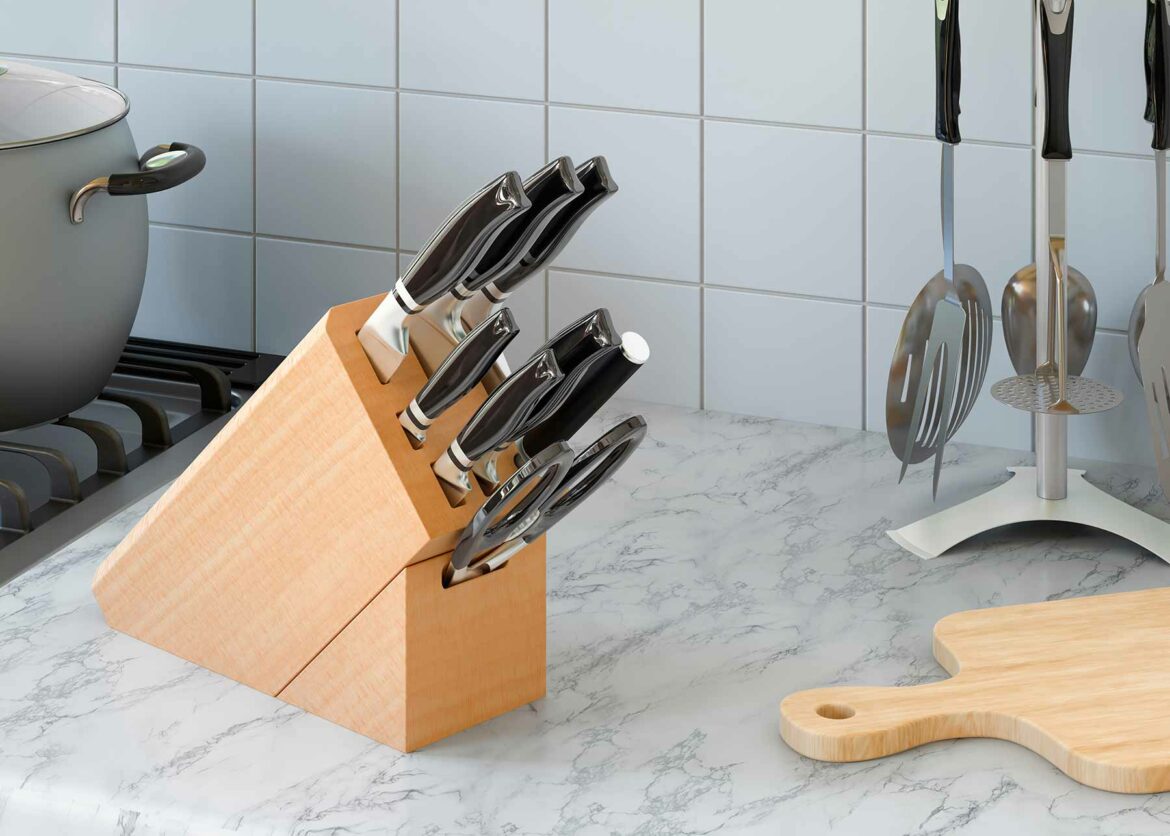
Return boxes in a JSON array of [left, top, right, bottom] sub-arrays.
[[1139, 290, 1170, 493], [1129, 0, 1170, 381], [1002, 2, 1096, 378], [886, 0, 990, 498], [993, 0, 1122, 419], [1138, 1, 1170, 495]]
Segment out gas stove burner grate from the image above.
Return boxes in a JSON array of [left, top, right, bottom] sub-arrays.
[[0, 337, 282, 583]]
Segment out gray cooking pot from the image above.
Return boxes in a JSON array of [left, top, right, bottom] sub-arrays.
[[0, 62, 205, 432]]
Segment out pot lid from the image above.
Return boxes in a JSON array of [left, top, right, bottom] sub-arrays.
[[0, 61, 128, 150]]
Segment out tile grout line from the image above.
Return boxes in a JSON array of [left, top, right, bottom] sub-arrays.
[[251, 0, 258, 352], [698, 0, 706, 410], [396, 0, 402, 278], [543, 0, 551, 343], [860, 0, 868, 432]]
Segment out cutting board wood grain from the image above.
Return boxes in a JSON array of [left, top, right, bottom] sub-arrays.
[[780, 588, 1170, 793], [93, 295, 543, 752]]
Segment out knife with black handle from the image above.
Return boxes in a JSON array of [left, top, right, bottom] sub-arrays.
[[472, 308, 619, 485], [422, 158, 583, 344], [358, 171, 530, 383], [399, 308, 518, 448], [459, 156, 619, 334], [518, 331, 649, 460], [433, 349, 563, 502]]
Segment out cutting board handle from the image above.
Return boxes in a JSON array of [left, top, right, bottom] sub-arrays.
[[780, 678, 980, 762]]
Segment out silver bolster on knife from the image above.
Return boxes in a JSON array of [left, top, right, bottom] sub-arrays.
[[433, 439, 474, 496], [398, 399, 433, 447], [358, 278, 425, 383]]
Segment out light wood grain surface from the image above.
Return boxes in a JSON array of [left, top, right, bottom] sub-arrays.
[[781, 587, 1170, 793], [280, 537, 546, 752], [93, 295, 493, 696]]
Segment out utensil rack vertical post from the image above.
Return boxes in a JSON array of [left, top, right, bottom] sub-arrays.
[[887, 7, 1170, 562]]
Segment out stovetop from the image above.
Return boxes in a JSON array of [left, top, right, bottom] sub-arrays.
[[0, 337, 283, 585]]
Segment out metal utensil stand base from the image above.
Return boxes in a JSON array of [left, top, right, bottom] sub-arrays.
[[888, 466, 1170, 563], [888, 8, 1170, 563]]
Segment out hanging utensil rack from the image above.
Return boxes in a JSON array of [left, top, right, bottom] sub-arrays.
[[888, 0, 1170, 563]]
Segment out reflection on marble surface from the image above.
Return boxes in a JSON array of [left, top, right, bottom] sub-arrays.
[[3, 400, 1170, 834]]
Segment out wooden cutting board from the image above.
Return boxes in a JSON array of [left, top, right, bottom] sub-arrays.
[[780, 588, 1170, 793]]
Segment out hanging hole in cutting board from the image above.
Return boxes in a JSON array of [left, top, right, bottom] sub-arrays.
[[816, 704, 855, 720]]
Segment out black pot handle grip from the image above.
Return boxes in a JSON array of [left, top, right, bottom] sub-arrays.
[[935, 0, 961, 144], [1152, 0, 1170, 150], [70, 141, 206, 224], [1039, 0, 1074, 161]]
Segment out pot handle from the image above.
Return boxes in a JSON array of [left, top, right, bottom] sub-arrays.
[[69, 141, 207, 224]]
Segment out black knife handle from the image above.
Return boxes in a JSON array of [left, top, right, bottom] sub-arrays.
[[1148, 0, 1158, 123], [462, 158, 583, 294], [519, 332, 648, 457], [544, 308, 619, 372], [935, 0, 961, 144], [492, 156, 618, 297], [520, 342, 622, 439], [1153, 0, 1170, 149], [454, 349, 563, 462], [412, 309, 518, 421], [1040, 0, 1074, 161], [403, 171, 530, 306]]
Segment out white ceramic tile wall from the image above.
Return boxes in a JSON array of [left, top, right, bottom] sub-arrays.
[[0, 1, 1160, 464]]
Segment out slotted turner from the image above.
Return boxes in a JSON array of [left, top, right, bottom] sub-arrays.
[[886, 0, 990, 499]]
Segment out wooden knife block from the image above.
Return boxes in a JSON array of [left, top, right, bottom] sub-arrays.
[[92, 294, 546, 752]]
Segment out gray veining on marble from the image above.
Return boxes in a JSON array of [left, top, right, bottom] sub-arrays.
[[3, 400, 1170, 834]]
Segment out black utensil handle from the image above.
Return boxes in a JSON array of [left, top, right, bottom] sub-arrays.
[[403, 171, 530, 306], [1040, 0, 1074, 161], [1147, 0, 1158, 123], [414, 308, 519, 420], [494, 156, 618, 296], [1153, 0, 1170, 149], [935, 0, 961, 144], [520, 334, 646, 455], [456, 349, 562, 461]]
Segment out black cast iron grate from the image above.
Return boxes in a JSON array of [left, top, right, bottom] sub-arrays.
[[0, 337, 282, 552]]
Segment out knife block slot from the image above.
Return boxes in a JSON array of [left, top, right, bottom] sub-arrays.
[[93, 294, 544, 752]]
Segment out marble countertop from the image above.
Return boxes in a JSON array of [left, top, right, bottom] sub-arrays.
[[4, 400, 1170, 835]]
